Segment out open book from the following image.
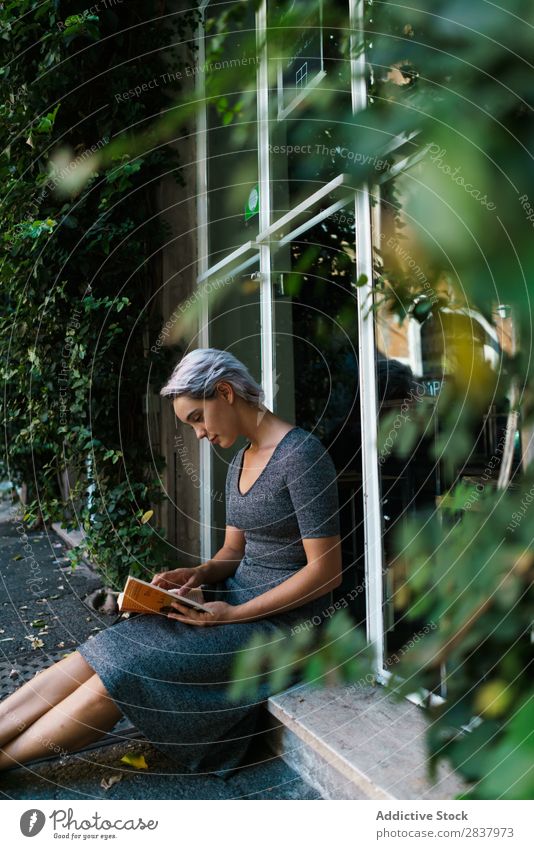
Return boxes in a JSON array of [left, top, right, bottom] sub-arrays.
[[117, 575, 213, 615]]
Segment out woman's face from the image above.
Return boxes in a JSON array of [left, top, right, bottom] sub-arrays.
[[172, 383, 239, 448]]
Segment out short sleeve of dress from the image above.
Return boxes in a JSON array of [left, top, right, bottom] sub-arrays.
[[284, 435, 340, 538], [225, 452, 239, 527]]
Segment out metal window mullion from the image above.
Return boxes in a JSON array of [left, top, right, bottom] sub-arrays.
[[355, 189, 384, 670], [257, 0, 274, 410], [256, 173, 350, 243], [196, 5, 211, 561], [197, 240, 256, 284], [276, 194, 353, 248], [351, 0, 384, 672]]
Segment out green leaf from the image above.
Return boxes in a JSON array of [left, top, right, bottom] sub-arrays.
[[33, 104, 60, 134]]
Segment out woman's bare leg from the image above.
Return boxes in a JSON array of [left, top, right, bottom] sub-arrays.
[[0, 672, 124, 772], [0, 651, 97, 747]]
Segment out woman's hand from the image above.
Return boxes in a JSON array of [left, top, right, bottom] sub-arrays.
[[150, 567, 203, 594], [165, 598, 239, 627]]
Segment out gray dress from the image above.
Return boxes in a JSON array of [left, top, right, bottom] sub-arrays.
[[77, 426, 340, 776]]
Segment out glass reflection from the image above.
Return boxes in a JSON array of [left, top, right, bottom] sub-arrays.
[[208, 267, 262, 551], [271, 209, 365, 624], [268, 0, 352, 217], [205, 5, 258, 264], [372, 174, 522, 692]]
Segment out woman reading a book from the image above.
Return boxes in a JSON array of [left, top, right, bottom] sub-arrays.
[[0, 348, 341, 775]]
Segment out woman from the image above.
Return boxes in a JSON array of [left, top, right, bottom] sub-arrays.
[[0, 348, 341, 775]]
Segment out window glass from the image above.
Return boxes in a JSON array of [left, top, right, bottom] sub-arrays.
[[205, 4, 259, 265], [271, 208, 364, 624], [208, 265, 262, 551], [268, 0, 352, 218], [372, 170, 522, 691]]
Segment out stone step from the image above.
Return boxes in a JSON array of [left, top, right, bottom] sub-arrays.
[[266, 682, 468, 800]]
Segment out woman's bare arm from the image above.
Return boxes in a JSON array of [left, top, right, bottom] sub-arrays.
[[231, 535, 342, 622], [196, 525, 246, 584]]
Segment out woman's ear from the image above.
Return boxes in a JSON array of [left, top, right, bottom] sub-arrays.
[[216, 381, 234, 403]]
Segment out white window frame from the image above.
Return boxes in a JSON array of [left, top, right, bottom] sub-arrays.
[[195, 0, 444, 708], [196, 0, 213, 561]]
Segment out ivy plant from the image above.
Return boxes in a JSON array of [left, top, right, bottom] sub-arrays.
[[1, 1, 198, 587]]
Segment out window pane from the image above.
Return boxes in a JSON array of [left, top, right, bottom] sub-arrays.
[[271, 209, 364, 624], [372, 170, 522, 692], [205, 4, 259, 265], [208, 265, 262, 551], [268, 0, 352, 217]]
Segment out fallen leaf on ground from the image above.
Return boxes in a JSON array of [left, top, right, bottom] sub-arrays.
[[100, 774, 123, 791], [120, 753, 148, 770]]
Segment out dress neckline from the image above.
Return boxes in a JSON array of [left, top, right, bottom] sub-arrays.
[[236, 427, 299, 497]]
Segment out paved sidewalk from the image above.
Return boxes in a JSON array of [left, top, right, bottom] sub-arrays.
[[0, 506, 320, 800]]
